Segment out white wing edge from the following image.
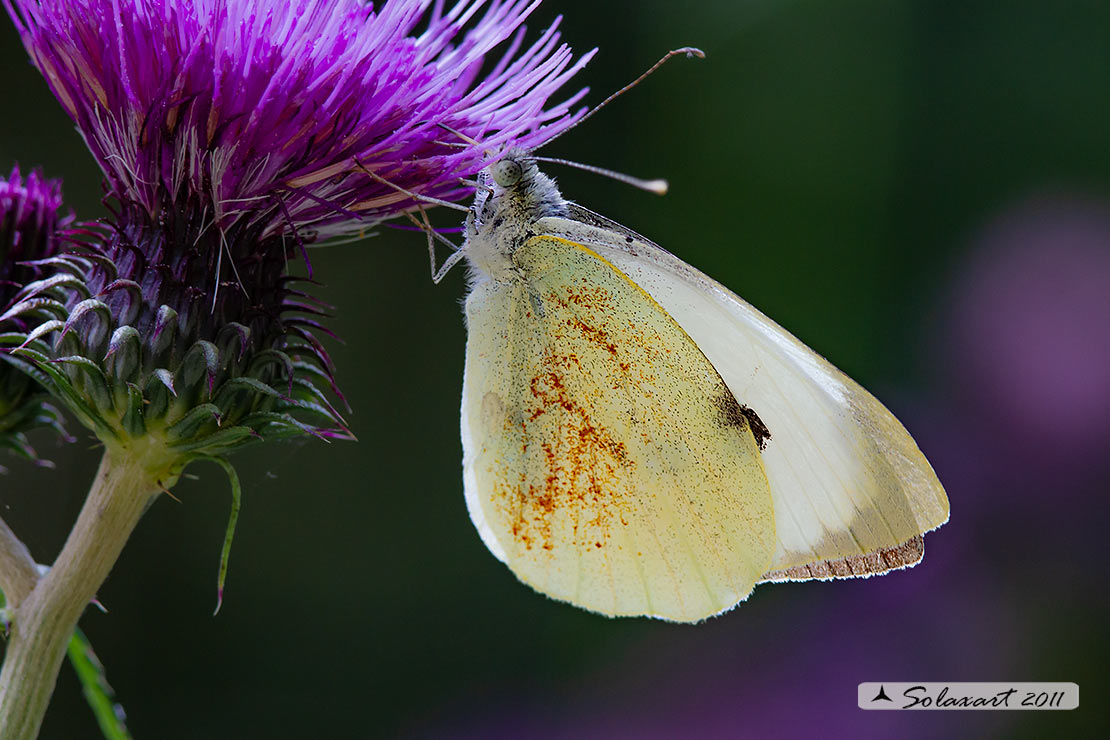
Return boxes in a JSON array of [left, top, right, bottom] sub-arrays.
[[460, 283, 510, 567]]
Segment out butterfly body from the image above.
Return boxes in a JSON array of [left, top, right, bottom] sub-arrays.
[[458, 151, 948, 622]]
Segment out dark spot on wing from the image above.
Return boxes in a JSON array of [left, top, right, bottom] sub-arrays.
[[742, 406, 772, 451], [714, 389, 771, 451]]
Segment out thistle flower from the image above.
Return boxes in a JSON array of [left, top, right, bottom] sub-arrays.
[[0, 5, 591, 733], [2, 0, 592, 468], [0, 166, 70, 469]]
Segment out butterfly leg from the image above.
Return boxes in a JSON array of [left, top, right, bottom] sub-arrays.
[[406, 205, 466, 284]]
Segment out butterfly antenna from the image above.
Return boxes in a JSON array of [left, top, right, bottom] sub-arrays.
[[544, 47, 705, 149], [530, 156, 669, 195]]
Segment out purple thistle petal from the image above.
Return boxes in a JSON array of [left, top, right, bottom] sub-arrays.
[[5, 0, 593, 239]]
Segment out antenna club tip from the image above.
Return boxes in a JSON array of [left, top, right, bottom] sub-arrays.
[[674, 47, 706, 60], [646, 179, 669, 196]]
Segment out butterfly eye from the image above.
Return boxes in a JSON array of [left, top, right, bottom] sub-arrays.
[[490, 158, 523, 187]]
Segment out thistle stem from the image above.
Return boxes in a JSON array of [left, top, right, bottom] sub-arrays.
[[0, 449, 162, 740]]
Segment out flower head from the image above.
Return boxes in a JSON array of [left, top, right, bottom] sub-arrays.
[[2, 0, 591, 472], [6, 0, 592, 238], [0, 166, 71, 468]]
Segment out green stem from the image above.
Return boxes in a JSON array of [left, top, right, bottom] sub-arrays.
[[0, 448, 163, 740], [67, 628, 133, 740]]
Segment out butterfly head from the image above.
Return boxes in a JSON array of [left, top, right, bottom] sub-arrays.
[[462, 149, 568, 282], [475, 149, 564, 215]]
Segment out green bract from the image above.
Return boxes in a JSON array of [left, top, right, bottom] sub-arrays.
[[3, 203, 350, 468]]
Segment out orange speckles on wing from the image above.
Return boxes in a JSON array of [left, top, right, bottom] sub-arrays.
[[496, 334, 636, 554], [481, 279, 656, 557]]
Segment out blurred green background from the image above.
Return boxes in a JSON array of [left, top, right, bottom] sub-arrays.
[[2, 0, 1108, 738]]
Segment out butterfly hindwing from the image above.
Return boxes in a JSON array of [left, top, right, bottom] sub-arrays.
[[542, 208, 950, 581], [462, 235, 776, 622]]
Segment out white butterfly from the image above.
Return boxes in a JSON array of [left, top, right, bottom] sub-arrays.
[[454, 150, 949, 623]]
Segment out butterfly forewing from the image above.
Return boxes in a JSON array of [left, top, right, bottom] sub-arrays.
[[462, 235, 776, 622]]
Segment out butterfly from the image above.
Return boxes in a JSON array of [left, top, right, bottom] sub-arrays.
[[454, 149, 949, 623]]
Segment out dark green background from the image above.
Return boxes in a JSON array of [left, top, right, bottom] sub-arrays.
[[2, 1, 1106, 737]]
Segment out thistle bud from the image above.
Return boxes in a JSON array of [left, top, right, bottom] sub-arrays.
[[0, 166, 71, 470]]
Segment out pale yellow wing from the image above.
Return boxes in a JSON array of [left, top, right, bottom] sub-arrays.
[[461, 236, 776, 622], [540, 209, 949, 582]]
